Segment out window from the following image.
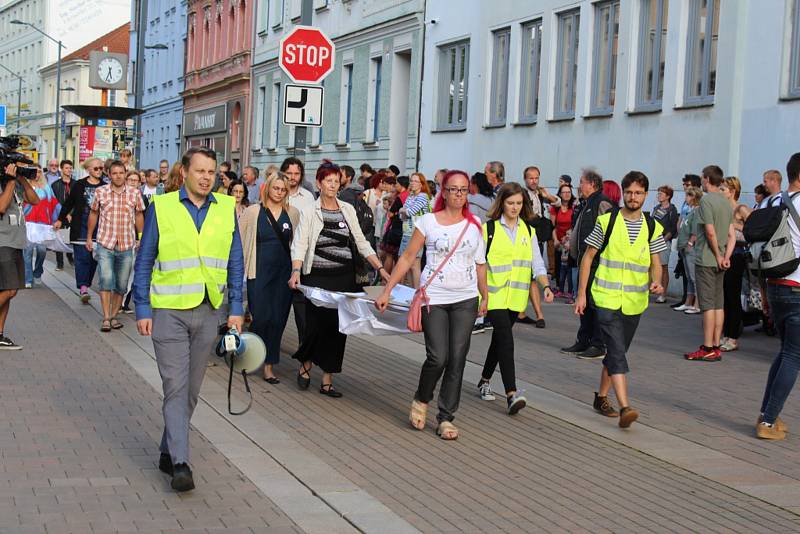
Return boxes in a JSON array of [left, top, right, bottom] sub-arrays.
[[272, 0, 284, 29], [366, 57, 382, 142], [789, 0, 800, 98], [554, 9, 580, 119], [488, 27, 511, 126], [636, 0, 669, 109], [339, 64, 353, 144], [311, 80, 325, 147], [437, 40, 470, 130], [518, 19, 543, 123], [591, 1, 620, 114], [269, 82, 280, 149], [685, 0, 720, 105], [255, 85, 266, 148]]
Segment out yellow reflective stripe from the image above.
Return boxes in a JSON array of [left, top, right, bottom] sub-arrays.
[[151, 283, 205, 295], [202, 257, 229, 270], [155, 258, 202, 271], [488, 285, 504, 293], [490, 264, 513, 273], [598, 257, 649, 273], [508, 281, 530, 291], [512, 259, 532, 269], [595, 278, 622, 291], [623, 283, 650, 293]]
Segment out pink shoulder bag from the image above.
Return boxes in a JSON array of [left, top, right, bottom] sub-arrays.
[[407, 221, 471, 332]]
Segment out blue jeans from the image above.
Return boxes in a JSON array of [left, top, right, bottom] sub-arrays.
[[23, 243, 47, 285], [760, 284, 800, 424], [72, 245, 97, 289], [95, 245, 134, 295]]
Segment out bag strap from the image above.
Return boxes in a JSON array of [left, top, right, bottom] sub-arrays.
[[645, 213, 656, 242], [265, 207, 291, 257], [421, 219, 471, 292], [485, 219, 496, 257], [782, 191, 800, 229], [597, 209, 619, 256]]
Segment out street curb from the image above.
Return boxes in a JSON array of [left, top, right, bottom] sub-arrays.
[[41, 264, 421, 534]]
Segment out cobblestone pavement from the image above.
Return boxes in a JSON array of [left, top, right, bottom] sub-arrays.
[[0, 286, 302, 534], [18, 263, 800, 534]]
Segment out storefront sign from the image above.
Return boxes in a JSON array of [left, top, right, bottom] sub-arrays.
[[183, 105, 227, 137]]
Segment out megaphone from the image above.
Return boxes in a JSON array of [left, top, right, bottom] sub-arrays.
[[216, 329, 267, 415]]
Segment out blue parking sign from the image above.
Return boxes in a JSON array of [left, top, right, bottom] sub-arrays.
[[0, 105, 6, 128]]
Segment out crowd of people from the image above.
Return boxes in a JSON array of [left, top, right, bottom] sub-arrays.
[[1, 146, 797, 493]]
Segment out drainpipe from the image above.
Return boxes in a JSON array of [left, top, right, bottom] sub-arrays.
[[413, 0, 427, 172]]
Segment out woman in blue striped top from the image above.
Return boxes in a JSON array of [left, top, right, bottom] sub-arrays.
[[398, 173, 432, 288]]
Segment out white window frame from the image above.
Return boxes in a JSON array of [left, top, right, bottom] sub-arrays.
[[518, 19, 543, 124], [272, 0, 284, 30], [268, 80, 280, 150], [635, 0, 669, 111], [590, 0, 620, 116], [684, 0, 720, 106], [487, 27, 511, 127], [365, 55, 382, 143], [787, 0, 800, 99], [254, 85, 266, 149], [436, 39, 470, 131], [553, 9, 581, 120], [338, 63, 353, 145]]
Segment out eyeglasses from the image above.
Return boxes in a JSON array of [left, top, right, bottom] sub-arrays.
[[623, 190, 647, 197], [445, 187, 469, 195], [92, 167, 103, 170]]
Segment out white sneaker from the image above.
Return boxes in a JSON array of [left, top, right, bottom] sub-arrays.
[[673, 304, 689, 312], [478, 381, 495, 401], [655, 295, 666, 303], [684, 307, 702, 315]]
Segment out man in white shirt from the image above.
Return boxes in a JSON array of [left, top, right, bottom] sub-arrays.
[[283, 157, 314, 212], [759, 170, 783, 208], [523, 166, 560, 219], [756, 152, 800, 441]]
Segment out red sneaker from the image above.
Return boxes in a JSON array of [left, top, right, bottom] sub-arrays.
[[685, 346, 722, 361]]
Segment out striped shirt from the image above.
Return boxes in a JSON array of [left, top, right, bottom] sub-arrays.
[[90, 184, 145, 251], [585, 214, 668, 255]]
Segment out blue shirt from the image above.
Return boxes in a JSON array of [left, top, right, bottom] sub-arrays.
[[133, 186, 245, 320]]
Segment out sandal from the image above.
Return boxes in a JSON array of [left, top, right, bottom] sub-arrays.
[[436, 421, 459, 440], [100, 319, 112, 332], [296, 363, 312, 390], [319, 384, 342, 398], [263, 376, 280, 384], [110, 317, 123, 329], [409, 400, 427, 430]]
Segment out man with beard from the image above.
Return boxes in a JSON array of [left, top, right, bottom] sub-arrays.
[[574, 171, 667, 428]]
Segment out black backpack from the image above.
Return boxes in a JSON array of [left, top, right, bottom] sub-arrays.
[[598, 209, 657, 256], [743, 191, 800, 278]]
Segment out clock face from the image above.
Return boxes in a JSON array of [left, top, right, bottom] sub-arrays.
[[98, 57, 124, 84]]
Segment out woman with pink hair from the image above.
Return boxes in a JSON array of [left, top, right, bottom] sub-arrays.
[[376, 170, 488, 440]]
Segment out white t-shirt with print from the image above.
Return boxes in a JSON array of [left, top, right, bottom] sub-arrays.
[[415, 213, 486, 306]]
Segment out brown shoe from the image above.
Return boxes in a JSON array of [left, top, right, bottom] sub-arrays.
[[593, 392, 619, 417], [756, 422, 786, 440], [757, 415, 787, 433], [619, 407, 639, 428]]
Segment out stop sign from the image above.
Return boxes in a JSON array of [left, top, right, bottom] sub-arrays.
[[279, 26, 335, 84]]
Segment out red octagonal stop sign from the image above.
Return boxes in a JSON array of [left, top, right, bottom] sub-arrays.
[[279, 26, 335, 84]]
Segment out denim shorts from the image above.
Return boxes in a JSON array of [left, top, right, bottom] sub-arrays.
[[96, 245, 134, 294]]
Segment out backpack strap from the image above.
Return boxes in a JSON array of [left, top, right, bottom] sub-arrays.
[[645, 213, 656, 242], [597, 209, 619, 257], [782, 191, 800, 229], [485, 219, 496, 257]]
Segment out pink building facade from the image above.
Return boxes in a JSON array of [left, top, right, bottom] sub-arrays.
[[182, 0, 252, 170]]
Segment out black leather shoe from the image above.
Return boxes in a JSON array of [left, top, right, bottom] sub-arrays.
[[158, 453, 173, 476], [319, 384, 343, 398], [297, 365, 311, 390], [171, 463, 195, 492], [560, 342, 588, 355], [576, 346, 606, 360]]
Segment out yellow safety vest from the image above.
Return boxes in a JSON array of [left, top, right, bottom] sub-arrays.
[[151, 191, 235, 310], [484, 219, 535, 312], [591, 212, 663, 315]]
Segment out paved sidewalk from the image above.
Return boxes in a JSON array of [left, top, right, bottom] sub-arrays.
[[0, 287, 301, 534]]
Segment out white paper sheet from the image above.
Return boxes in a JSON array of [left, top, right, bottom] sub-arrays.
[[298, 285, 410, 336]]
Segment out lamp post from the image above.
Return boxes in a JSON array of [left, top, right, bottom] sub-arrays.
[[0, 63, 23, 133], [10, 19, 66, 160]]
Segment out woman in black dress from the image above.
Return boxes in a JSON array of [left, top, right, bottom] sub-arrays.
[[240, 172, 298, 383], [288, 161, 390, 397]]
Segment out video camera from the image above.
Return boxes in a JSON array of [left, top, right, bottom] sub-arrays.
[[0, 136, 37, 182]]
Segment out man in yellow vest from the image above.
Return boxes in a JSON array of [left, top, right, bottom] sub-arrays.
[[574, 171, 667, 428], [134, 147, 244, 491]]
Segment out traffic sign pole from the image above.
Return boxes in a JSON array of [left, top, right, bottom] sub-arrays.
[[293, 0, 314, 165]]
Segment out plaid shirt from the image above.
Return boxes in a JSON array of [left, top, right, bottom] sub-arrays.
[[90, 184, 145, 251]]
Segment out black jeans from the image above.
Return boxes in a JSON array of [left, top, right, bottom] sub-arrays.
[[481, 309, 518, 394], [597, 307, 641, 375], [416, 297, 478, 423], [55, 251, 73, 269], [576, 284, 605, 350], [723, 253, 746, 339]]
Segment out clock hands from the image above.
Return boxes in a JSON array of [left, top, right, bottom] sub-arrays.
[[105, 66, 113, 82]]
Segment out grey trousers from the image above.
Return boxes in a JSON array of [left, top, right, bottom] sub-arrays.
[[152, 303, 221, 464], [416, 297, 478, 423]]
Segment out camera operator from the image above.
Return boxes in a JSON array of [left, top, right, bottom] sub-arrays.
[[0, 163, 40, 349]]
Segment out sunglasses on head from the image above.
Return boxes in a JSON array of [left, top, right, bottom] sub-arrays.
[[92, 166, 103, 170]]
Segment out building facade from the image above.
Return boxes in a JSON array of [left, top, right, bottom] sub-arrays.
[[248, 0, 425, 179], [39, 24, 130, 164], [0, 0, 130, 149], [182, 0, 253, 170], [128, 0, 188, 169], [417, 0, 800, 203]]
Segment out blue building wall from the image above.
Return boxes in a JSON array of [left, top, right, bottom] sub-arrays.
[[130, 0, 187, 168]]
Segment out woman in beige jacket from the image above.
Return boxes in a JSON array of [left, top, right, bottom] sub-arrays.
[[240, 171, 299, 383], [288, 161, 389, 397]]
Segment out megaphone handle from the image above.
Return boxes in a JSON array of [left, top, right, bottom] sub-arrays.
[[227, 358, 254, 416]]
